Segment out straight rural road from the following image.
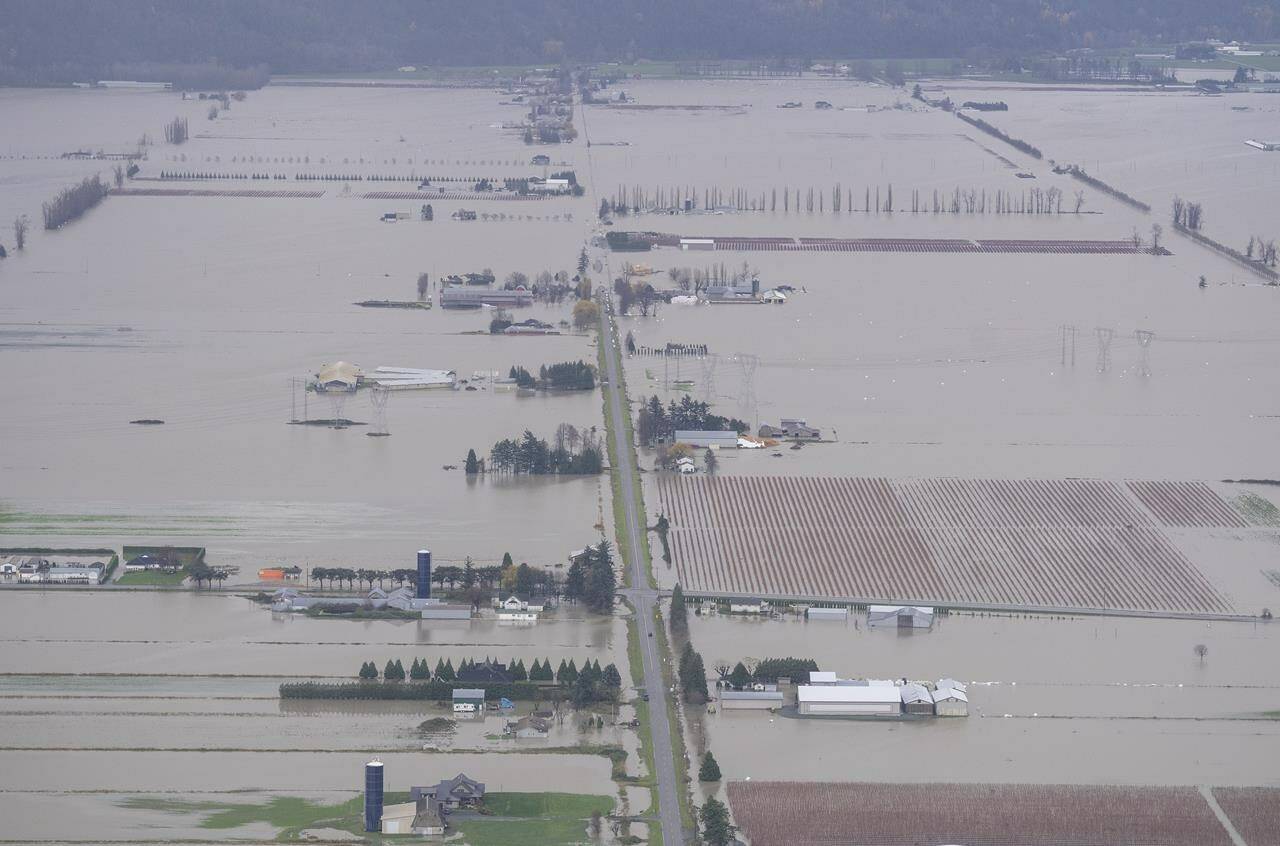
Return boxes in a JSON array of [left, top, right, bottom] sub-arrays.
[[599, 289, 687, 846], [579, 98, 685, 846]]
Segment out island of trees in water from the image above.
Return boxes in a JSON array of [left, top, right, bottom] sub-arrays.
[[466, 424, 603, 475], [509, 360, 595, 391]]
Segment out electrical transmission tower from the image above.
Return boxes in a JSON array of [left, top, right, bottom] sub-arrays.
[[734, 352, 759, 428], [367, 385, 391, 437], [1094, 327, 1115, 373], [1134, 329, 1156, 377], [1059, 324, 1077, 368], [700, 353, 719, 403]]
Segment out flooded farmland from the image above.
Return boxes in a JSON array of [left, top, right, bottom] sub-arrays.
[[683, 612, 1280, 786], [5, 69, 1280, 845]]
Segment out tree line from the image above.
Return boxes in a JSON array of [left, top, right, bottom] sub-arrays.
[[42, 175, 108, 230], [358, 656, 620, 687], [310, 556, 557, 597], [6, 1, 1272, 79], [637, 395, 749, 446], [472, 427, 604, 475], [509, 360, 596, 391]]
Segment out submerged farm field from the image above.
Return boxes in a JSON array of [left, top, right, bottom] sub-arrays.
[[658, 475, 1279, 615], [726, 781, 1271, 846]]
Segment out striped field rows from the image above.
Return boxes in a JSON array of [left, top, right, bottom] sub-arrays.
[[657, 476, 1242, 614]]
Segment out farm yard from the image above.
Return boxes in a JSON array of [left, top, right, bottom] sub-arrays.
[[656, 475, 1277, 616], [726, 782, 1268, 846]]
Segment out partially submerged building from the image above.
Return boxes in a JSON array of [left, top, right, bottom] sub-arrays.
[[758, 418, 822, 439], [867, 605, 935, 629], [934, 679, 969, 717], [439, 286, 533, 309], [900, 683, 936, 715], [674, 430, 739, 449], [797, 683, 901, 716], [451, 689, 485, 713], [719, 689, 785, 710]]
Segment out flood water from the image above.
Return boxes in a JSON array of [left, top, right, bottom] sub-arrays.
[[684, 611, 1280, 786], [4, 75, 1280, 842]]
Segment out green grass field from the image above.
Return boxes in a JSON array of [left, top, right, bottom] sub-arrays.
[[115, 570, 188, 585], [121, 790, 613, 843]]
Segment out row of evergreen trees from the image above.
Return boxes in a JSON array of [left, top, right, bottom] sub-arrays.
[[480, 429, 604, 475], [636, 395, 749, 446], [358, 656, 621, 686], [508, 360, 596, 391]]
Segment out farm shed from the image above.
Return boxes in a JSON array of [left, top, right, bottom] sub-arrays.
[[900, 683, 935, 715], [674, 430, 739, 449], [808, 671, 839, 685], [421, 604, 472, 620], [452, 689, 485, 713], [806, 606, 848, 621], [868, 605, 934, 629], [933, 685, 969, 717], [720, 690, 785, 710], [797, 684, 901, 716], [679, 237, 715, 250]]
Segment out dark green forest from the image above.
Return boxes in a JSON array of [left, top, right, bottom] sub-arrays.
[[2, 1, 1277, 84]]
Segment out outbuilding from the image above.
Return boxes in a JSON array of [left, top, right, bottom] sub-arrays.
[[719, 690, 785, 710], [867, 605, 935, 629], [797, 684, 901, 716], [452, 688, 485, 713], [900, 683, 935, 715], [806, 606, 848, 621], [673, 430, 739, 449], [934, 679, 969, 717], [421, 604, 472, 620], [679, 238, 715, 251]]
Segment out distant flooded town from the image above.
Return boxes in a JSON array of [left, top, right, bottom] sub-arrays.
[[4, 8, 1280, 845]]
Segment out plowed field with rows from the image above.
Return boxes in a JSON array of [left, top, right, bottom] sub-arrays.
[[658, 476, 1245, 614], [727, 781, 1266, 846]]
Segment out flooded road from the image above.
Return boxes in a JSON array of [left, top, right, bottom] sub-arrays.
[[5, 74, 1280, 842]]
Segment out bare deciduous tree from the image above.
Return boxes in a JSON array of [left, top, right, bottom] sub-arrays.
[[13, 215, 29, 250], [1194, 643, 1208, 664]]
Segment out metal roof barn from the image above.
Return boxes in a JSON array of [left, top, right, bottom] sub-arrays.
[[797, 684, 901, 716]]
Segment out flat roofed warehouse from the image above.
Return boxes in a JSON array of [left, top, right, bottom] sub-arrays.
[[797, 684, 901, 716]]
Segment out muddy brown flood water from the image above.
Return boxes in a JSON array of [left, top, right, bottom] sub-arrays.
[[4, 75, 1280, 842]]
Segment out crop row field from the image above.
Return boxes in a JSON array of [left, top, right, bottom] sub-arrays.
[[727, 781, 1278, 846], [656, 476, 1265, 615]]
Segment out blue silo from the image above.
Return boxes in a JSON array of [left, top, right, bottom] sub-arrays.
[[416, 550, 431, 599], [364, 759, 384, 832]]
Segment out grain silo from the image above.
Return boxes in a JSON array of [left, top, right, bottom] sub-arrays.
[[364, 759, 384, 832], [416, 550, 431, 599]]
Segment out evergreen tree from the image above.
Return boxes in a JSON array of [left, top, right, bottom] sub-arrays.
[[501, 552, 514, 570], [359, 661, 377, 680], [571, 674, 595, 708], [516, 562, 535, 595], [513, 659, 528, 681], [698, 751, 722, 782], [729, 661, 752, 690], [602, 663, 622, 688], [438, 658, 456, 681], [464, 448, 481, 475], [670, 583, 688, 633], [558, 658, 579, 684], [584, 541, 617, 613], [699, 798, 734, 846], [564, 555, 588, 601]]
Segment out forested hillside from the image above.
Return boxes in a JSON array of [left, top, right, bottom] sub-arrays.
[[2, 0, 1277, 84]]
